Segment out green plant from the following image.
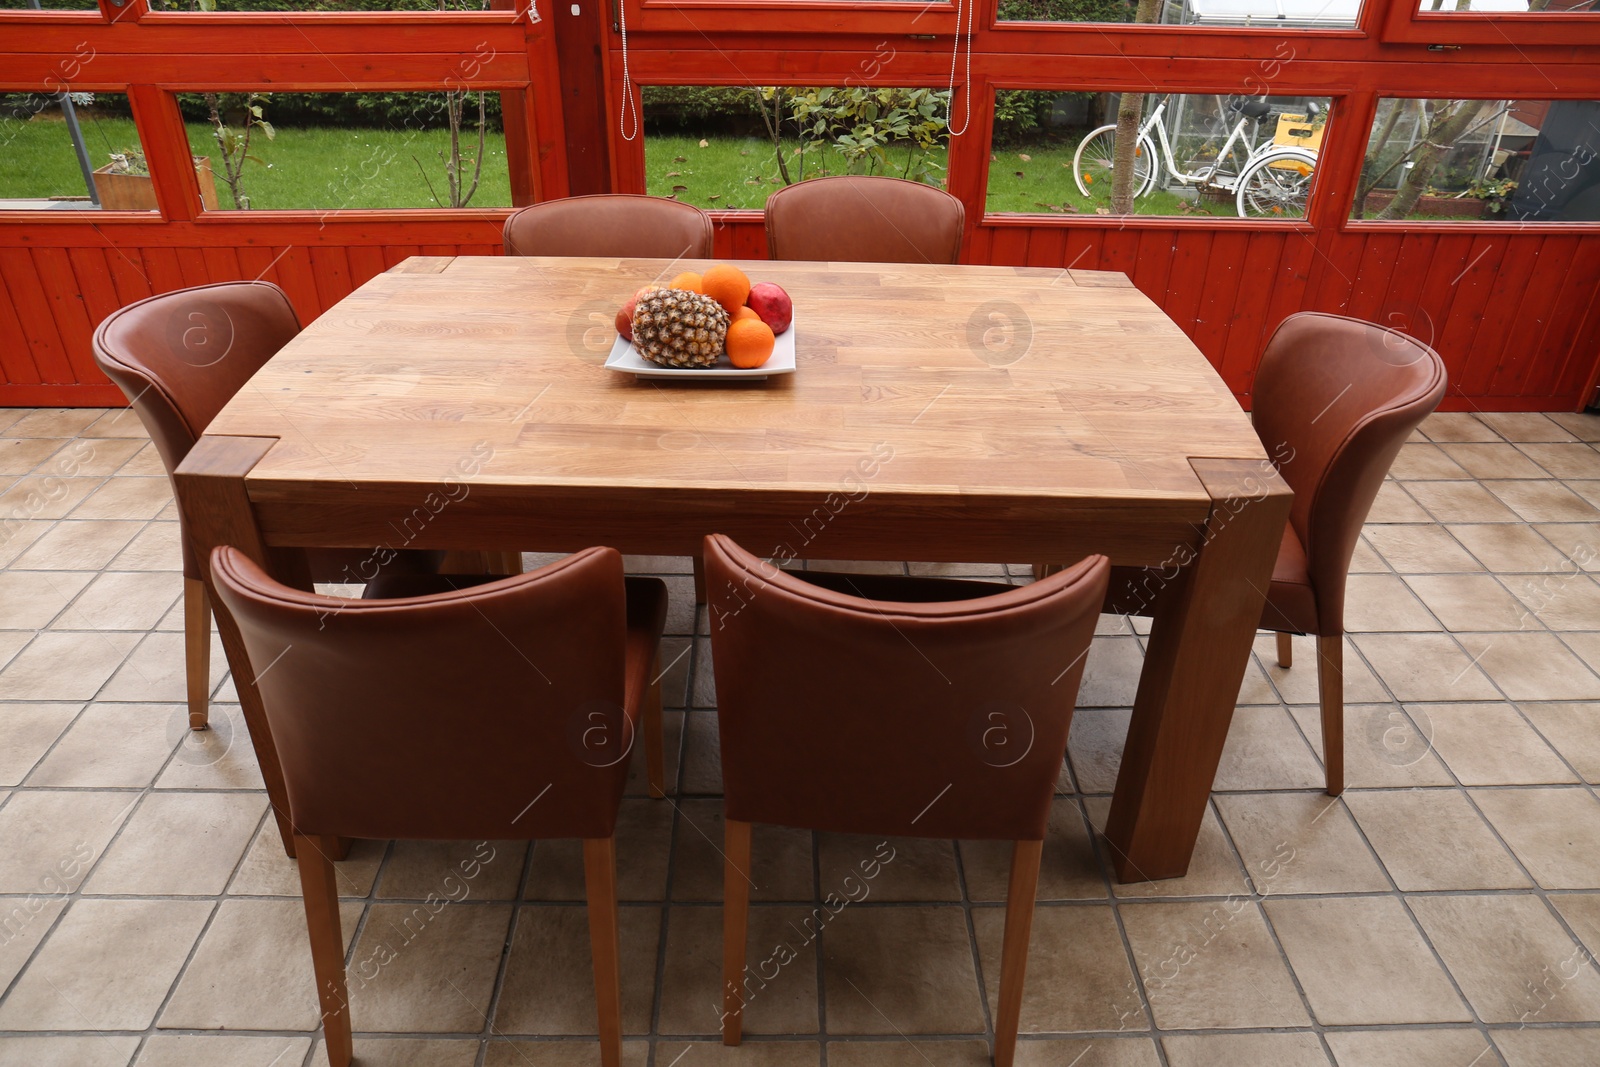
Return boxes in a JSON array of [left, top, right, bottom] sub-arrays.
[[761, 86, 951, 186], [103, 148, 148, 175], [205, 91, 274, 210]]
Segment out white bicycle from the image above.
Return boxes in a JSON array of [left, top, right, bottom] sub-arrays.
[[1072, 95, 1322, 218]]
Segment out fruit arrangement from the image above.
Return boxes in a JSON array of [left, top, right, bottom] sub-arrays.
[[615, 264, 793, 371]]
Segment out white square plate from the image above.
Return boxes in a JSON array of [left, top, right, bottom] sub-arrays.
[[605, 317, 796, 380]]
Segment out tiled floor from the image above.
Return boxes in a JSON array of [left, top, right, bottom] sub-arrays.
[[2, 405, 1600, 1066]]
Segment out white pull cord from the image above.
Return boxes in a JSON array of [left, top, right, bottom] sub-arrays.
[[617, 0, 639, 141], [945, 0, 973, 137]]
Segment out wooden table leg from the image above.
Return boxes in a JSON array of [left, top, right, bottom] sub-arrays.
[[1103, 459, 1291, 882], [174, 435, 312, 859]]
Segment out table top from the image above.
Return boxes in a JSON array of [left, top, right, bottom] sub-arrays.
[[212, 257, 1264, 528]]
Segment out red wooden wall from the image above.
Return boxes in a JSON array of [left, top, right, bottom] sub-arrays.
[[2, 0, 1598, 410]]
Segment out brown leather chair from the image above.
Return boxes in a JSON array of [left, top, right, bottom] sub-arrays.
[[91, 281, 446, 732], [703, 534, 1107, 1067], [209, 545, 668, 1067], [763, 175, 965, 263], [1104, 312, 1446, 796], [502, 194, 714, 259]]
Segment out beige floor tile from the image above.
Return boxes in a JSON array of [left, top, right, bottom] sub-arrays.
[[79, 408, 148, 437], [108, 521, 182, 571], [1409, 893, 1600, 1023], [1235, 655, 1278, 705], [98, 631, 227, 703], [83, 791, 265, 895], [7, 408, 104, 438], [0, 476, 101, 520], [159, 898, 363, 1030], [115, 441, 166, 476], [38, 437, 144, 477], [829, 1039, 990, 1066], [1390, 443, 1471, 480], [692, 636, 715, 707], [378, 839, 526, 901], [493, 905, 660, 1035], [1473, 787, 1600, 889], [525, 799, 671, 902], [346, 902, 513, 1032], [1161, 1033, 1331, 1067], [1520, 443, 1600, 479], [1512, 573, 1600, 630], [1266, 896, 1469, 1025], [52, 571, 183, 631], [482, 1040, 650, 1066], [0, 1036, 141, 1067], [658, 904, 819, 1035], [1423, 703, 1575, 784], [0, 897, 211, 1030], [1458, 632, 1600, 701], [1345, 788, 1531, 891], [1403, 574, 1533, 632], [1478, 412, 1579, 443], [972, 904, 1145, 1033], [1552, 893, 1600, 958], [0, 896, 66, 992], [1349, 536, 1387, 572], [657, 636, 691, 709], [1450, 522, 1572, 572], [669, 799, 815, 903], [1365, 482, 1430, 522], [309, 1038, 481, 1067], [1067, 707, 1131, 793], [1421, 412, 1501, 443], [133, 1034, 313, 1067], [1351, 633, 1500, 702], [1533, 523, 1600, 572], [0, 789, 133, 892], [1014, 1040, 1162, 1067], [817, 835, 959, 903], [0, 519, 50, 567], [1519, 702, 1600, 782], [0, 570, 92, 629], [823, 906, 984, 1035], [0, 702, 79, 785], [1323, 1028, 1492, 1067], [68, 477, 172, 520], [1546, 412, 1600, 442], [12, 519, 144, 570], [1440, 442, 1550, 479], [152, 705, 265, 790], [1215, 792, 1390, 895], [1486, 480, 1600, 522], [1261, 635, 1389, 706], [660, 573, 696, 635], [26, 703, 179, 787], [1495, 1028, 1600, 1067], [1565, 631, 1600, 677], [1363, 525, 1483, 573], [0, 631, 139, 701], [622, 554, 694, 574], [1290, 704, 1454, 787], [1342, 574, 1441, 632], [227, 822, 386, 897], [1084, 798, 1248, 898], [1405, 481, 1521, 523], [0, 437, 65, 476], [1118, 899, 1310, 1029], [961, 798, 1106, 902], [626, 708, 683, 797], [1078, 635, 1144, 708]]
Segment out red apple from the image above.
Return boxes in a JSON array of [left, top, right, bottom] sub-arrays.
[[746, 282, 793, 334], [615, 286, 657, 341]]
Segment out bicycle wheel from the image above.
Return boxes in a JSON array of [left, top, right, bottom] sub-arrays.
[[1235, 149, 1317, 218], [1072, 126, 1156, 208]]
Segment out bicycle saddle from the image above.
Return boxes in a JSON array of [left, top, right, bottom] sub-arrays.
[[1235, 99, 1273, 120]]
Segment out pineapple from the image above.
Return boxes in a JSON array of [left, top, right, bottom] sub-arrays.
[[631, 288, 729, 368]]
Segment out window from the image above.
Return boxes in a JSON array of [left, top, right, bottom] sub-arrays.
[[0, 92, 157, 212], [996, 0, 1361, 29], [985, 90, 1331, 219], [1353, 98, 1599, 223]]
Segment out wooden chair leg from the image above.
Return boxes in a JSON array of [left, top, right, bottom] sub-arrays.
[[1276, 630, 1293, 669], [294, 834, 352, 1067], [1317, 634, 1344, 797], [693, 554, 707, 606], [993, 839, 1043, 1067], [499, 551, 524, 575], [184, 577, 212, 731], [722, 817, 753, 1046], [644, 653, 666, 799], [583, 838, 624, 1067]]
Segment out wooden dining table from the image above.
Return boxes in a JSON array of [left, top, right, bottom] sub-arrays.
[[174, 254, 1290, 883]]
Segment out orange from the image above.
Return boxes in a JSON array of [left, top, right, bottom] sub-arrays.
[[669, 271, 703, 294], [732, 306, 762, 324], [701, 264, 751, 315], [725, 318, 775, 369]]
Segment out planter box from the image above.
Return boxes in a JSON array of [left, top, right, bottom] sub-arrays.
[[1359, 191, 1491, 219], [92, 158, 220, 211]]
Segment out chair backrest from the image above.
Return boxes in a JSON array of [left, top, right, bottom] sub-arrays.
[[1252, 312, 1447, 633], [703, 534, 1107, 841], [764, 176, 965, 263], [92, 281, 303, 577], [209, 545, 633, 842], [502, 194, 714, 259]]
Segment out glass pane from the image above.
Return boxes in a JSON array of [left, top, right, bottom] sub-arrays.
[[999, 0, 1360, 29], [0, 0, 98, 9], [0, 92, 156, 211], [986, 91, 1331, 219], [641, 85, 952, 210], [146, 0, 488, 11], [1352, 98, 1600, 222], [180, 90, 512, 210], [1416, 0, 1597, 13]]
